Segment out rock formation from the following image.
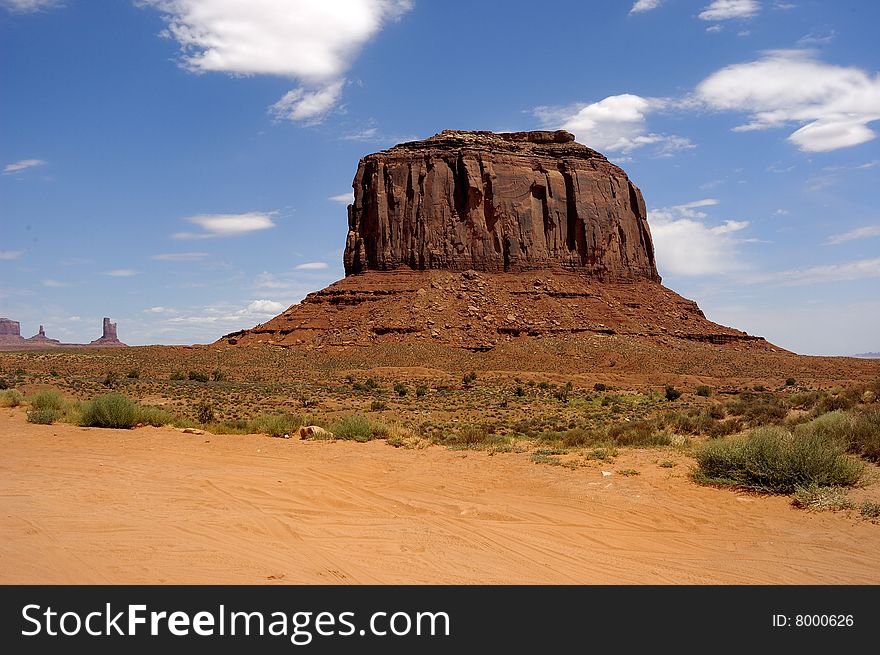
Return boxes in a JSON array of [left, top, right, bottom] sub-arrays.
[[27, 325, 60, 346], [221, 130, 771, 352], [344, 130, 659, 281], [0, 318, 24, 345], [89, 317, 126, 347]]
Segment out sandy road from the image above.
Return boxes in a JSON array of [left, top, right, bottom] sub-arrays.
[[1, 409, 877, 584]]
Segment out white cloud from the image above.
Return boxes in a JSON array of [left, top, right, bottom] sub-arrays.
[[340, 127, 378, 141], [151, 252, 208, 261], [329, 192, 354, 203], [247, 300, 286, 314], [104, 269, 137, 277], [745, 258, 880, 286], [0, 250, 23, 260], [145, 0, 412, 122], [534, 94, 693, 154], [699, 1, 760, 21], [826, 225, 880, 245], [144, 306, 175, 314], [173, 211, 276, 239], [649, 199, 751, 276], [629, 0, 661, 14], [0, 0, 61, 13], [294, 261, 329, 270], [268, 79, 344, 123], [42, 279, 69, 288], [695, 49, 880, 152], [706, 24, 723, 33], [2, 158, 46, 174]]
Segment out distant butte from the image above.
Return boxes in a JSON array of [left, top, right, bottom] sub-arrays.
[[221, 130, 774, 352], [0, 317, 127, 351]]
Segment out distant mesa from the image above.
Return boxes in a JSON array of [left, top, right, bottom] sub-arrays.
[[221, 130, 774, 352], [853, 352, 880, 359], [0, 317, 127, 351]]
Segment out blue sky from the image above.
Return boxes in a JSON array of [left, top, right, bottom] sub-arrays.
[[1, 0, 878, 355]]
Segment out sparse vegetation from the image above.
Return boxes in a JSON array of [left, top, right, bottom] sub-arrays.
[[187, 371, 209, 383], [79, 393, 139, 429], [27, 408, 62, 424], [664, 386, 681, 401], [331, 415, 384, 442], [0, 389, 24, 407], [693, 426, 863, 494], [695, 385, 712, 397]]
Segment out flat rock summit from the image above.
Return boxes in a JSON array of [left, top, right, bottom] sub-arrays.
[[223, 130, 770, 351]]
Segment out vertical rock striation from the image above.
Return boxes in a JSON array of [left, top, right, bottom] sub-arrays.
[[344, 130, 660, 281]]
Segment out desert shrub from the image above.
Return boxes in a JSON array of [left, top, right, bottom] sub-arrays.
[[791, 484, 853, 511], [251, 413, 303, 438], [195, 401, 215, 424], [415, 385, 427, 397], [187, 370, 209, 383], [814, 392, 857, 415], [393, 382, 408, 397], [798, 409, 880, 463], [364, 377, 379, 390], [27, 408, 61, 424], [331, 415, 378, 442], [170, 370, 186, 381], [30, 390, 65, 412], [136, 405, 176, 427], [211, 369, 225, 382], [0, 378, 7, 390], [126, 369, 140, 379], [103, 371, 118, 387], [693, 426, 863, 494], [514, 386, 525, 397], [707, 404, 726, 420], [727, 393, 788, 426], [537, 381, 551, 390], [370, 400, 388, 411], [80, 393, 138, 429], [785, 377, 796, 387], [607, 420, 671, 447], [860, 501, 880, 521], [553, 381, 574, 403], [664, 386, 681, 401], [695, 385, 712, 397], [753, 385, 766, 392], [561, 426, 605, 448], [593, 383, 607, 392], [789, 390, 821, 410], [0, 389, 24, 407], [443, 423, 502, 447], [462, 371, 477, 386]]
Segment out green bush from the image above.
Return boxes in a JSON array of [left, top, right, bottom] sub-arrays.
[[798, 409, 880, 463], [370, 400, 388, 411], [170, 371, 186, 381], [27, 408, 61, 424], [136, 405, 176, 427], [607, 420, 671, 447], [664, 386, 682, 401], [80, 393, 139, 429], [695, 385, 712, 397], [0, 389, 24, 407], [211, 369, 225, 382], [693, 426, 863, 494], [188, 370, 209, 383], [250, 413, 303, 438], [195, 401, 215, 424], [463, 371, 477, 386], [593, 383, 607, 392], [30, 390, 65, 411], [126, 369, 140, 379], [415, 385, 427, 397], [332, 415, 378, 442], [393, 382, 408, 397], [443, 424, 503, 447], [785, 377, 796, 387]]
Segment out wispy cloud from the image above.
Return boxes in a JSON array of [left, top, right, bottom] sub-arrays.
[[42, 279, 69, 288], [294, 261, 329, 270], [744, 257, 880, 285], [0, 250, 23, 260], [103, 269, 137, 277], [144, 306, 176, 314], [2, 158, 46, 174], [328, 193, 354, 203], [699, 1, 760, 21], [151, 252, 209, 261], [695, 49, 880, 152], [826, 225, 880, 245], [173, 212, 277, 239], [0, 1, 61, 14], [144, 0, 413, 124], [629, 0, 661, 14]]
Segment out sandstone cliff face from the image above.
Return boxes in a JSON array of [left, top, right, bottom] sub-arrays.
[[344, 130, 660, 281]]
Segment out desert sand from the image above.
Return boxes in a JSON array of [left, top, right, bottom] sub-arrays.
[[1, 408, 877, 584]]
